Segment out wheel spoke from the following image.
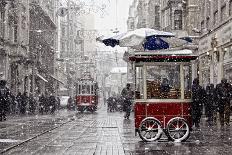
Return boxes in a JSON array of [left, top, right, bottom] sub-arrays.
[[179, 123, 186, 129], [170, 123, 176, 129]]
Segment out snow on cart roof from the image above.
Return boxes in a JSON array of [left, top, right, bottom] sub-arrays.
[[129, 49, 198, 62]]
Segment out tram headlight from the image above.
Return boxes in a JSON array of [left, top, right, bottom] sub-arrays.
[[91, 100, 95, 103]]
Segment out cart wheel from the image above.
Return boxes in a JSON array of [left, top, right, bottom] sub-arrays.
[[138, 117, 162, 142], [166, 117, 190, 142]]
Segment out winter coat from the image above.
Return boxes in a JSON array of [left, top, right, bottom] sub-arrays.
[[191, 83, 205, 118], [49, 96, 57, 106], [215, 82, 232, 111], [0, 86, 10, 110], [121, 88, 133, 100], [205, 85, 216, 115]]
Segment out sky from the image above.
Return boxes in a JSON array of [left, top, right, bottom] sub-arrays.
[[91, 0, 133, 53], [94, 0, 133, 35]]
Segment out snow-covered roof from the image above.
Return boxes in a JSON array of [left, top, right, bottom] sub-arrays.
[[110, 67, 127, 74], [134, 49, 193, 56]]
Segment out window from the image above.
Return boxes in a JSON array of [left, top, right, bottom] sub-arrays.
[[221, 5, 226, 21], [201, 20, 205, 32], [13, 22, 18, 43], [213, 10, 218, 25], [229, 0, 232, 16], [81, 84, 90, 94], [146, 65, 181, 99], [206, 0, 211, 17], [183, 66, 192, 99], [206, 17, 210, 29], [0, 11, 4, 37], [135, 66, 144, 99], [61, 27, 65, 37], [154, 5, 160, 29], [174, 10, 182, 30]]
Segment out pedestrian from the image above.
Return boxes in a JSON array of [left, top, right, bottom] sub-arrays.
[[49, 94, 56, 114], [191, 78, 204, 128], [20, 92, 28, 114], [39, 94, 46, 114], [28, 93, 36, 114], [215, 78, 232, 127], [205, 84, 216, 125], [160, 78, 171, 98], [111, 93, 118, 112], [107, 96, 113, 112], [0, 80, 10, 121], [44, 93, 50, 114], [67, 96, 73, 110], [56, 97, 60, 110], [121, 83, 134, 119], [9, 94, 17, 114]]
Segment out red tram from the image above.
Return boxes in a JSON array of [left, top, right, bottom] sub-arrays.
[[129, 49, 197, 142], [75, 74, 98, 112]]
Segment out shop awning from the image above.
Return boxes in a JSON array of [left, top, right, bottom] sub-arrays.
[[36, 73, 48, 82], [50, 74, 64, 85]]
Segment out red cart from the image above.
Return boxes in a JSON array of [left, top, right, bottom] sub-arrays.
[[129, 49, 197, 142]]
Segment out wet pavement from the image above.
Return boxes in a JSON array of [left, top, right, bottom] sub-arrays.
[[1, 104, 232, 155]]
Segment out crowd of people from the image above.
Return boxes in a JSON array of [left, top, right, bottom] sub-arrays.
[[0, 80, 61, 121], [107, 84, 134, 119], [188, 78, 232, 128]]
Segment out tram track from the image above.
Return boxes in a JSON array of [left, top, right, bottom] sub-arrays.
[[0, 113, 85, 154]]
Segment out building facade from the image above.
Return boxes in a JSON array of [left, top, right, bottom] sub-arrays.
[[29, 0, 58, 97], [198, 0, 232, 87], [0, 0, 30, 95]]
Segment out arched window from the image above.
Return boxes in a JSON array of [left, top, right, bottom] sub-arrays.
[[174, 10, 182, 30]]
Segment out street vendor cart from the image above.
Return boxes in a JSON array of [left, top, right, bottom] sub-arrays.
[[129, 49, 197, 142]]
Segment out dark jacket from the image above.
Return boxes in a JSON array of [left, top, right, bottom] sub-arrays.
[[191, 79, 205, 118]]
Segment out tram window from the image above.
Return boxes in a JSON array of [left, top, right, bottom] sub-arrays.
[[82, 85, 86, 94], [91, 85, 94, 94], [78, 85, 81, 94], [83, 85, 90, 94], [135, 67, 144, 99], [146, 65, 181, 99], [183, 65, 192, 99]]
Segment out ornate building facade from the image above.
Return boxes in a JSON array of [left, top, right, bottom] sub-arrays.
[[0, 0, 30, 95]]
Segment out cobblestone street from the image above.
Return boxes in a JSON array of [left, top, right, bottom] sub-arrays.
[[0, 104, 232, 155]]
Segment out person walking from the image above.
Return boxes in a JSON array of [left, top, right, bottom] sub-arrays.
[[20, 92, 28, 114], [49, 94, 57, 114], [216, 78, 232, 127], [28, 94, 36, 114], [191, 78, 205, 128], [121, 83, 134, 119], [38, 94, 46, 114], [205, 84, 216, 125], [0, 80, 10, 121]]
